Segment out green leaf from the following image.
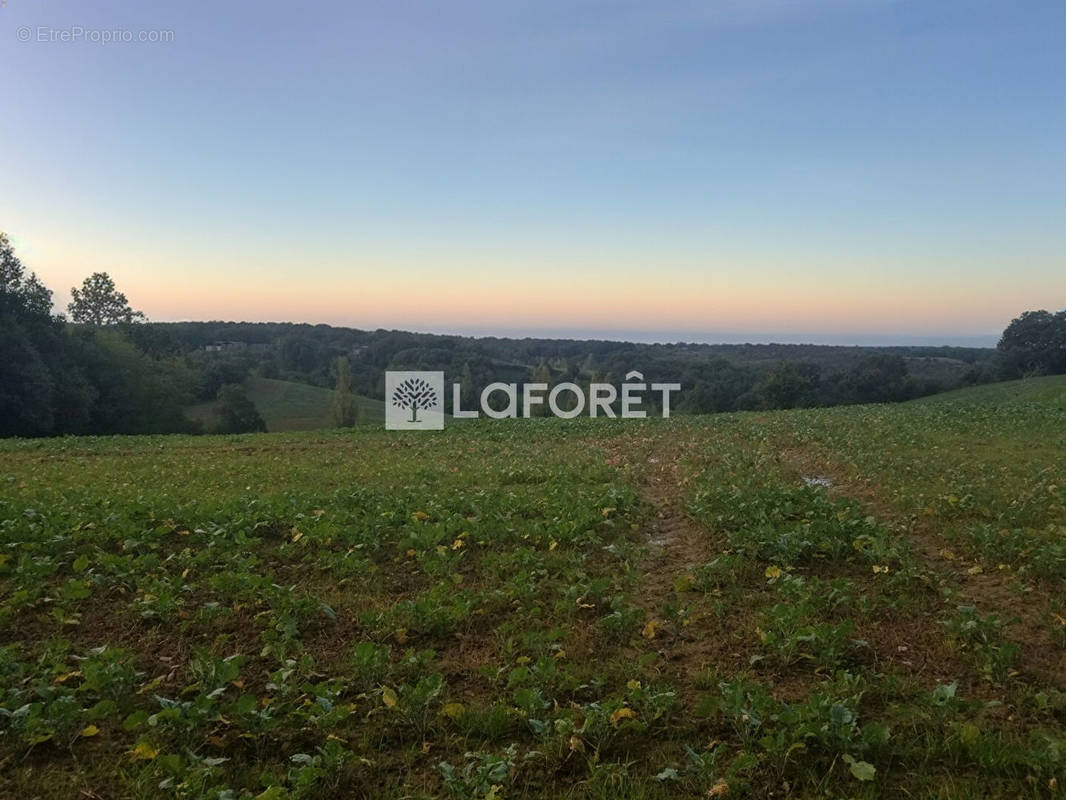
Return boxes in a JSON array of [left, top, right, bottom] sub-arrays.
[[87, 699, 117, 719], [123, 710, 149, 731], [234, 694, 258, 715]]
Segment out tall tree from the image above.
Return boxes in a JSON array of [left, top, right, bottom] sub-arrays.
[[458, 361, 476, 412], [331, 356, 359, 427], [998, 309, 1066, 376], [68, 272, 146, 325], [0, 232, 53, 319], [529, 361, 553, 416], [0, 231, 24, 302], [0, 232, 60, 436]]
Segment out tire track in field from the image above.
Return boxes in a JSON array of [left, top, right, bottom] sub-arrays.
[[600, 429, 709, 587], [598, 429, 752, 694], [608, 428, 964, 690], [776, 444, 1066, 689]]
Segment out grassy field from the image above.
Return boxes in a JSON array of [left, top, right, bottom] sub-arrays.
[[1, 378, 1064, 798], [186, 377, 386, 431]]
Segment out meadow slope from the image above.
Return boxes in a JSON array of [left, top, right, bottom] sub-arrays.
[[185, 377, 386, 431], [1, 377, 1064, 798]]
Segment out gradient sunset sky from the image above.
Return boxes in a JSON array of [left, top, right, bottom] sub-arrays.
[[2, 0, 1064, 344]]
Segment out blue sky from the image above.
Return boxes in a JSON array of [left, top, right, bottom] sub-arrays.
[[2, 0, 1064, 344]]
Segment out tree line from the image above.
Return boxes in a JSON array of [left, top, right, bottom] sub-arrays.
[[1, 231, 1062, 437], [0, 233, 259, 437]]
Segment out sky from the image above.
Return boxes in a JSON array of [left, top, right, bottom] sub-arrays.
[[2, 0, 1064, 346]]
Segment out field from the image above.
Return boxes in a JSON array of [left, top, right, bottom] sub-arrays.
[[186, 377, 386, 431], [1, 377, 1064, 798]]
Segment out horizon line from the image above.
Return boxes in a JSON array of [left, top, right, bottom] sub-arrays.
[[147, 318, 1000, 349]]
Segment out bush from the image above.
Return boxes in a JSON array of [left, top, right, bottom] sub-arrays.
[[213, 383, 266, 433]]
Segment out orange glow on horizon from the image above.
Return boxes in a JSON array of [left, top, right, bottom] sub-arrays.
[[11, 222, 1057, 339]]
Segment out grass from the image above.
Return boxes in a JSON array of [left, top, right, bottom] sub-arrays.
[[186, 377, 386, 431], [1, 378, 1064, 798], [911, 373, 1066, 407]]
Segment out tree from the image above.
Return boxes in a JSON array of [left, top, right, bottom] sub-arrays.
[[458, 361, 476, 412], [839, 355, 910, 404], [391, 377, 438, 422], [278, 332, 323, 374], [753, 362, 821, 409], [332, 356, 359, 427], [0, 231, 26, 305], [1, 231, 54, 319], [998, 309, 1066, 377], [68, 272, 146, 325], [0, 319, 56, 436], [1, 233, 210, 438], [0, 232, 61, 436], [213, 384, 267, 434], [191, 353, 254, 401], [88, 330, 198, 434], [529, 362, 553, 416]]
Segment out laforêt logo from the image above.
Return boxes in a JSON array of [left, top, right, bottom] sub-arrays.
[[386, 371, 445, 430], [392, 376, 440, 423], [384, 370, 680, 430]]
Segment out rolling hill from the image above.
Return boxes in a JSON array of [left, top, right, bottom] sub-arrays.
[[909, 373, 1066, 407], [186, 376, 385, 431]]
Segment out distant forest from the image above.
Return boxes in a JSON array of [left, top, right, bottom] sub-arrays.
[[161, 320, 995, 411], [2, 232, 1064, 437]]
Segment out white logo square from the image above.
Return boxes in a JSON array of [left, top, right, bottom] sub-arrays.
[[385, 371, 445, 430]]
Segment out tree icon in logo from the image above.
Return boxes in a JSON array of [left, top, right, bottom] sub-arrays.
[[391, 376, 440, 423]]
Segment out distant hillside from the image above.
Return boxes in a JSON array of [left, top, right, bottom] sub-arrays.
[[187, 377, 384, 431], [154, 321, 997, 414], [127, 313, 1066, 434], [909, 374, 1066, 407], [155, 321, 994, 370]]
